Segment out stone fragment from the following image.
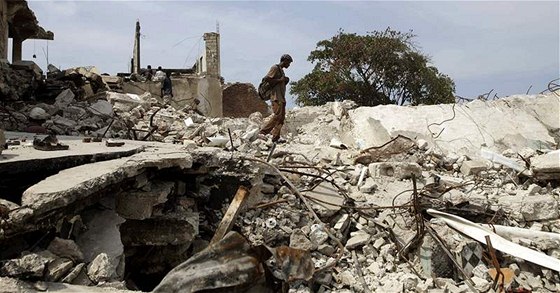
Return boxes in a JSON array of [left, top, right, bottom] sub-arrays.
[[47, 237, 84, 262], [116, 181, 174, 220], [333, 214, 350, 231], [87, 253, 116, 284], [359, 177, 377, 193], [53, 116, 78, 129], [526, 183, 541, 195], [29, 107, 50, 120], [460, 160, 489, 175], [76, 207, 125, 267], [61, 263, 85, 283], [368, 162, 422, 179], [417, 139, 429, 150], [304, 182, 343, 217], [309, 224, 329, 245], [89, 100, 114, 117], [54, 89, 75, 109], [372, 237, 385, 250], [290, 229, 315, 251], [531, 151, 560, 180], [345, 233, 371, 249], [497, 194, 559, 221], [0, 253, 49, 278], [318, 244, 335, 256], [46, 258, 74, 281]]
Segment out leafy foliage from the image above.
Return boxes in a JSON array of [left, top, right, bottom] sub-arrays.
[[291, 28, 455, 106]]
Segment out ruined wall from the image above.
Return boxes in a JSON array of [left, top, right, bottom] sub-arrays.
[[201, 32, 220, 77], [122, 76, 223, 117], [222, 83, 268, 118], [196, 76, 223, 117], [0, 0, 8, 60]]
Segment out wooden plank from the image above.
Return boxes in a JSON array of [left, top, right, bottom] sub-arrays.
[[210, 186, 250, 244]]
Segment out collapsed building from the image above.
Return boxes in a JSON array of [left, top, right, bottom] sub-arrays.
[[0, 89, 559, 292], [2, 2, 560, 293]]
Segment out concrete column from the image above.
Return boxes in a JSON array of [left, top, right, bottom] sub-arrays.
[[12, 36, 23, 62], [132, 21, 140, 74], [203, 32, 220, 77]]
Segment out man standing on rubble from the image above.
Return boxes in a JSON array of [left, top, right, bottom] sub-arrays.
[[161, 71, 173, 104], [259, 54, 293, 143]]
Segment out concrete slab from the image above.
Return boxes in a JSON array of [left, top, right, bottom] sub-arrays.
[[19, 147, 193, 218], [0, 132, 148, 165], [343, 94, 559, 157]]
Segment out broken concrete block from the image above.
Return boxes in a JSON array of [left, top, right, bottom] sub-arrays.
[[417, 139, 429, 150], [47, 237, 84, 262], [309, 224, 329, 246], [359, 177, 377, 193], [531, 150, 560, 180], [497, 194, 559, 221], [120, 213, 199, 246], [61, 263, 85, 283], [54, 89, 75, 109], [460, 160, 489, 175], [82, 84, 94, 97], [87, 253, 116, 284], [21, 151, 193, 217], [76, 207, 125, 266], [304, 182, 343, 218], [527, 184, 541, 195], [368, 162, 422, 179], [116, 181, 173, 220], [333, 213, 350, 231], [290, 229, 316, 251], [53, 116, 78, 129], [345, 233, 371, 249], [89, 100, 114, 117], [29, 107, 50, 120], [0, 253, 50, 278], [46, 258, 74, 281]]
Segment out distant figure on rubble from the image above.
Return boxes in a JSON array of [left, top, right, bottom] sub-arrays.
[[259, 54, 293, 143], [143, 65, 154, 81], [161, 71, 173, 104], [154, 66, 166, 82]]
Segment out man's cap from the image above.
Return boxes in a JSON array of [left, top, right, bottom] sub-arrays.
[[280, 54, 293, 62]]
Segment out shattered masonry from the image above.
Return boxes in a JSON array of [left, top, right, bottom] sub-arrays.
[[2, 1, 560, 292], [0, 90, 559, 292]]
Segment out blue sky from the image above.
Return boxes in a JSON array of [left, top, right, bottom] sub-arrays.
[[15, 1, 560, 108]]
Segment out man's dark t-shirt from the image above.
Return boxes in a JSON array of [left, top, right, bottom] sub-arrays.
[[162, 76, 173, 96]]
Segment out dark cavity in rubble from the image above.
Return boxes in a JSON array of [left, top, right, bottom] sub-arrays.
[[0, 149, 269, 292]]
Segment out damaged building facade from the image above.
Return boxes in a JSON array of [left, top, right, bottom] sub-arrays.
[[121, 31, 224, 117], [0, 0, 53, 62]]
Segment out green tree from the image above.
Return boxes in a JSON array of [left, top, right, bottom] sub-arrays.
[[291, 28, 455, 106]]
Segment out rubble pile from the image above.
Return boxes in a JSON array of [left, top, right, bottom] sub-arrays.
[[0, 60, 42, 101], [0, 91, 559, 292]]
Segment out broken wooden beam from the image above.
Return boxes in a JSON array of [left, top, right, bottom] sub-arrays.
[[210, 186, 250, 244]]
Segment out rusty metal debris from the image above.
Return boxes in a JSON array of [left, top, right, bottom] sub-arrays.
[[153, 231, 267, 293], [354, 134, 416, 165]]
